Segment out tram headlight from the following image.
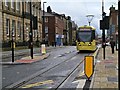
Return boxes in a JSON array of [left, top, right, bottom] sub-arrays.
[[78, 43, 81, 46], [88, 43, 91, 46]]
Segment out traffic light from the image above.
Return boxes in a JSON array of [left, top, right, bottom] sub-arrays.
[[100, 16, 109, 30]]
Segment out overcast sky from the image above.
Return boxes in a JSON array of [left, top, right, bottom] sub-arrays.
[[41, 0, 118, 35]]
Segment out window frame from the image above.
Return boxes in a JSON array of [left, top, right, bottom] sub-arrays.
[[6, 18, 10, 36], [11, 0, 15, 9]]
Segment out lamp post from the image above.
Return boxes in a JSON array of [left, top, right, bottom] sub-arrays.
[[30, 1, 33, 59], [11, 30, 14, 62], [42, 2, 47, 44]]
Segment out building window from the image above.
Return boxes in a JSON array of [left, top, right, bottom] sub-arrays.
[[56, 27, 58, 34], [11, 0, 15, 9], [12, 20, 16, 36], [32, 6, 36, 16], [55, 17, 57, 23], [6, 19, 10, 36], [26, 2, 29, 12], [5, 0, 9, 7], [25, 23, 29, 41], [117, 14, 118, 26], [45, 17, 48, 22], [45, 26, 48, 34], [17, 21, 21, 37], [16, 1, 20, 11]]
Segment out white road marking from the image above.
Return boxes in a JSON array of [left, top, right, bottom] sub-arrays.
[[76, 79, 86, 88], [3, 77, 6, 80], [16, 72, 20, 74]]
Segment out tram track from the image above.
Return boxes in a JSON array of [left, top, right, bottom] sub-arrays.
[[54, 53, 91, 90], [5, 50, 77, 89], [5, 51, 92, 89]]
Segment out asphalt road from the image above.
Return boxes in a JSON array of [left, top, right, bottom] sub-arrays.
[[2, 46, 93, 89]]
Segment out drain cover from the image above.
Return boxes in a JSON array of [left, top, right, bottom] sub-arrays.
[[107, 77, 118, 82]]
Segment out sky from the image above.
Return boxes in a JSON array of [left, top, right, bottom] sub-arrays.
[[41, 0, 118, 35]]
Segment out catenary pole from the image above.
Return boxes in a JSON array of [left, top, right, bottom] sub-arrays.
[[102, 0, 106, 59], [42, 2, 47, 44], [118, 0, 120, 88]]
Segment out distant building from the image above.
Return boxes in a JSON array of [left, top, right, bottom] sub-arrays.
[[107, 5, 118, 50], [41, 10, 64, 46], [72, 21, 77, 45], [107, 5, 118, 41]]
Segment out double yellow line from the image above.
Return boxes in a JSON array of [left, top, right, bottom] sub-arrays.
[[22, 80, 54, 88]]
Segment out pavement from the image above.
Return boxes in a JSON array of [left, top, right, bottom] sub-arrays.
[[90, 46, 118, 89]]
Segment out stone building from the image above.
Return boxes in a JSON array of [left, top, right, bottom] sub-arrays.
[[0, 1, 2, 43], [1, 0, 42, 48]]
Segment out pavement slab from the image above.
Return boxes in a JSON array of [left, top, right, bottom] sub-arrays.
[[90, 46, 118, 89]]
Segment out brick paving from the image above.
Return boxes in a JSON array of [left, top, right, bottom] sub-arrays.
[[91, 46, 118, 89], [15, 53, 49, 64]]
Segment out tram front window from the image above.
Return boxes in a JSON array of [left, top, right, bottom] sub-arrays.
[[78, 31, 92, 42]]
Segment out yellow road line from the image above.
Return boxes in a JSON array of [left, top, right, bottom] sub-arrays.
[[22, 80, 54, 88]]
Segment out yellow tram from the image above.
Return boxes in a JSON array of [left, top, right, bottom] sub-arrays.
[[76, 25, 97, 51]]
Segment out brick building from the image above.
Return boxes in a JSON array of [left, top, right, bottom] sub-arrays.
[[41, 11, 64, 46], [1, 0, 42, 48], [107, 5, 118, 49], [108, 5, 118, 40]]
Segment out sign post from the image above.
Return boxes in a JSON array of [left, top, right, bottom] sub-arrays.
[[84, 56, 94, 80]]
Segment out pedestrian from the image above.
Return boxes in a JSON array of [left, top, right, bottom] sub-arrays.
[[110, 39, 115, 54], [54, 41, 56, 47]]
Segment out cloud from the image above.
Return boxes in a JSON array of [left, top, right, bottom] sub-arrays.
[[42, 0, 118, 35]]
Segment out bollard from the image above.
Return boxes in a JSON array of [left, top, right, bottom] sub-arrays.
[[41, 44, 46, 54], [84, 56, 94, 80]]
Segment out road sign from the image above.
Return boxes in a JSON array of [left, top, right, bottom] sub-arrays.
[[84, 56, 94, 80]]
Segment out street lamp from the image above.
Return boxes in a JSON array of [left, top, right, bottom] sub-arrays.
[[86, 15, 94, 26], [42, 2, 47, 44]]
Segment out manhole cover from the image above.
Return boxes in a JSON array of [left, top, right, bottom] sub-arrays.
[[107, 77, 118, 82], [105, 65, 116, 68]]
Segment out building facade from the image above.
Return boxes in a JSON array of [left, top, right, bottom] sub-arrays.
[[41, 11, 64, 46], [0, 1, 2, 42], [72, 21, 77, 45], [108, 5, 118, 39], [1, 0, 42, 48], [107, 5, 118, 49]]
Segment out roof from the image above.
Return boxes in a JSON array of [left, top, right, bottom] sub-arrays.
[[78, 25, 96, 30]]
